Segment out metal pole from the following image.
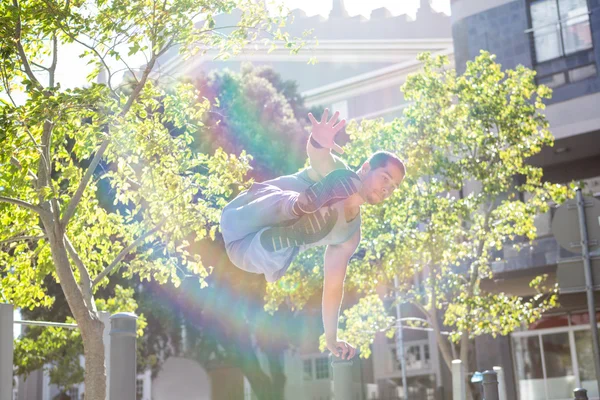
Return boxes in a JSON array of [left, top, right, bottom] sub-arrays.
[[574, 388, 589, 399], [493, 366, 507, 400], [482, 370, 499, 400], [109, 312, 137, 400], [394, 275, 409, 400], [452, 360, 466, 400], [576, 188, 600, 396], [330, 356, 353, 400], [0, 304, 14, 400]]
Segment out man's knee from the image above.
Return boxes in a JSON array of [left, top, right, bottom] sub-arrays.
[[220, 208, 235, 244]]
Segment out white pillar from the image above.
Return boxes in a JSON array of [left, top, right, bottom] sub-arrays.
[[100, 311, 111, 400], [452, 359, 466, 400], [331, 356, 353, 399], [0, 304, 14, 400], [493, 366, 507, 400], [109, 312, 137, 400]]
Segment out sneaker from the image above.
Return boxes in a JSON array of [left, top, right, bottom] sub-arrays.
[[261, 207, 338, 252], [297, 169, 361, 214]]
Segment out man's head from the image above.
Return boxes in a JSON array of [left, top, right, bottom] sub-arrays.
[[357, 151, 405, 205]]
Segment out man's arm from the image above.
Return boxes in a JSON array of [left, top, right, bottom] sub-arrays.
[[307, 139, 347, 180], [306, 109, 347, 180], [322, 227, 361, 359]]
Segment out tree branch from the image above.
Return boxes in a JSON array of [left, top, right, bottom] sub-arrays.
[[12, 0, 43, 90], [49, 34, 58, 87], [92, 218, 166, 287], [61, 139, 109, 230], [64, 235, 96, 313], [62, 35, 172, 230], [0, 235, 45, 245], [0, 195, 47, 216]]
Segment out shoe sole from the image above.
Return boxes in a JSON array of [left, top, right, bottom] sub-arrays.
[[261, 207, 338, 252], [299, 169, 360, 214]]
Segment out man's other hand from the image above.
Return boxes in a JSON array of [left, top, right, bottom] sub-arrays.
[[308, 108, 346, 154], [327, 339, 356, 360]]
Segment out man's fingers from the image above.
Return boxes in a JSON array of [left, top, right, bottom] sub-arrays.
[[329, 111, 339, 126], [349, 347, 356, 359], [341, 344, 349, 360], [308, 112, 318, 125], [320, 108, 329, 123], [332, 119, 346, 133], [332, 143, 344, 154]]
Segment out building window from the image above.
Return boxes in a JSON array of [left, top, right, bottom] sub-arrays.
[[529, 0, 593, 63], [303, 359, 313, 381], [136, 378, 144, 400], [513, 316, 600, 399], [68, 387, 79, 400], [390, 341, 432, 373], [315, 356, 330, 380]]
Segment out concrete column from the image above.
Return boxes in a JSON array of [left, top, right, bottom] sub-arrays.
[[99, 311, 111, 400], [452, 360, 466, 400], [482, 370, 499, 400], [0, 304, 14, 400], [493, 366, 507, 400], [109, 312, 137, 400], [330, 356, 353, 400]]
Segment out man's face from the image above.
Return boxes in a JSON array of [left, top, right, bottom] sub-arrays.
[[359, 161, 405, 205]]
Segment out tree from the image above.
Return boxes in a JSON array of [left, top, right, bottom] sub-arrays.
[[0, 1, 305, 399], [8, 63, 314, 399], [265, 52, 569, 396], [192, 63, 311, 180]]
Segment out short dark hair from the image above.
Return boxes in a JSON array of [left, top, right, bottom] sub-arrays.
[[368, 151, 406, 176]]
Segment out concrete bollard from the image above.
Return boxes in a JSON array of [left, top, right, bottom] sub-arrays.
[[109, 312, 137, 400], [330, 355, 353, 400], [452, 360, 466, 400], [493, 366, 507, 400], [574, 388, 589, 399], [482, 370, 499, 400], [0, 304, 14, 400]]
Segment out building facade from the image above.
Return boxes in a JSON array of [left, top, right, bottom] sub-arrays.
[[451, 0, 600, 399]]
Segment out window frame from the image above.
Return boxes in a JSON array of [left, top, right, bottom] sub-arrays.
[[525, 0, 595, 65], [512, 317, 600, 400], [537, 62, 598, 88]]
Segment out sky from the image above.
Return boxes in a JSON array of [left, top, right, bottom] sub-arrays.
[[5, 0, 451, 106], [279, 0, 451, 18]]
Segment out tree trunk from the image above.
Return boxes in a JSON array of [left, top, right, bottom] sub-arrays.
[[80, 319, 106, 400], [266, 350, 286, 400], [460, 332, 474, 400], [45, 222, 106, 400], [236, 352, 277, 400]]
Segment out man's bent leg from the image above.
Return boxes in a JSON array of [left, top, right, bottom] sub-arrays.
[[220, 182, 301, 245], [225, 229, 299, 282]]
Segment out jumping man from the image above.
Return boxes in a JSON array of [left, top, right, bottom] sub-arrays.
[[220, 109, 406, 360]]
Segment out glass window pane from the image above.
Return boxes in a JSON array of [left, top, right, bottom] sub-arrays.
[[562, 20, 593, 54], [303, 359, 313, 381], [568, 64, 597, 82], [538, 72, 566, 88], [315, 357, 330, 380], [514, 336, 546, 400], [558, 0, 589, 20], [542, 332, 576, 399], [559, 0, 592, 54], [575, 330, 600, 398], [531, 0, 562, 62]]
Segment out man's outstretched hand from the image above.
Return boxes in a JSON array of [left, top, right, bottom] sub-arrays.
[[327, 338, 357, 360], [308, 108, 346, 154]]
